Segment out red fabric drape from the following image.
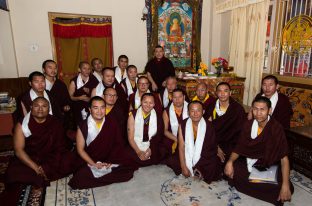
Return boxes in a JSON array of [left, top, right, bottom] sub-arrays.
[[53, 24, 112, 38]]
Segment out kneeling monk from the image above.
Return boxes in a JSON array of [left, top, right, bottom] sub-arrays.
[[225, 96, 293, 206], [6, 97, 65, 187], [68, 96, 135, 189]]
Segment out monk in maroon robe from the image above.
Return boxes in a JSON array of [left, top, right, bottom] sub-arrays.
[[68, 96, 135, 189], [192, 83, 216, 117], [6, 97, 65, 187], [91, 67, 128, 114], [103, 87, 128, 144], [127, 93, 164, 167], [145, 45, 175, 92], [160, 88, 188, 161], [68, 61, 99, 125], [171, 101, 220, 184], [205, 82, 246, 175], [15, 71, 62, 122], [248, 75, 292, 129], [225, 96, 293, 206], [120, 65, 138, 97], [129, 76, 163, 115]]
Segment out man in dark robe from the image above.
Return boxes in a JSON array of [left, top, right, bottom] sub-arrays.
[[225, 96, 293, 206], [114, 55, 129, 83], [15, 71, 62, 121], [192, 82, 216, 116], [6, 97, 65, 187], [68, 61, 99, 125], [129, 76, 163, 115], [91, 67, 128, 113], [145, 45, 175, 92], [159, 76, 177, 109], [91, 57, 104, 82], [68, 96, 135, 189], [120, 65, 138, 98], [168, 101, 220, 184], [248, 75, 292, 129], [160, 88, 188, 161], [103, 87, 128, 143], [127, 93, 164, 167], [205, 82, 246, 175]]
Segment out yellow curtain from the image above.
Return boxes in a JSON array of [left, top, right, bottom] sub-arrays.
[[229, 0, 269, 105]]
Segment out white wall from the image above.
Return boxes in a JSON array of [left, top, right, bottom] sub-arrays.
[[0, 9, 18, 78], [5, 0, 227, 77]]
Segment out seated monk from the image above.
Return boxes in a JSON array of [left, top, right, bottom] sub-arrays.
[[248, 75, 292, 129], [15, 71, 62, 121], [120, 65, 138, 98], [160, 88, 188, 161], [205, 82, 246, 175], [103, 87, 128, 143], [225, 96, 294, 206], [68, 96, 135, 189], [169, 101, 220, 183], [160, 76, 177, 108], [91, 67, 128, 113], [6, 97, 65, 187], [68, 61, 99, 125], [127, 93, 164, 167], [129, 76, 162, 115], [192, 83, 216, 116]]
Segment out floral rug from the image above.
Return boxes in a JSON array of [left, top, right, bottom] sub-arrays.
[[45, 165, 312, 206]]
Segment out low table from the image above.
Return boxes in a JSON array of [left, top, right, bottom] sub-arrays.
[[286, 126, 312, 179]]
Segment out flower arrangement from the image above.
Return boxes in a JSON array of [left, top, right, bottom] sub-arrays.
[[211, 57, 229, 77], [197, 62, 208, 76]]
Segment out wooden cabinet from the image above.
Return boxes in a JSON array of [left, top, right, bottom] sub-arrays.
[[177, 76, 245, 103]]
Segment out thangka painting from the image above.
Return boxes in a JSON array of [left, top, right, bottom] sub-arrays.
[[146, 0, 203, 72], [158, 1, 192, 68]]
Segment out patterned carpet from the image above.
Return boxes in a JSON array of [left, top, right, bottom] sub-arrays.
[[44, 165, 312, 206], [0, 151, 45, 206]]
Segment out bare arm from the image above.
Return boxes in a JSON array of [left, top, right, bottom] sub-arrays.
[[14, 123, 41, 174], [76, 128, 96, 166], [224, 152, 240, 179], [278, 156, 292, 202], [91, 87, 97, 97], [68, 81, 87, 101], [163, 110, 177, 142], [146, 72, 158, 91], [178, 125, 190, 177]]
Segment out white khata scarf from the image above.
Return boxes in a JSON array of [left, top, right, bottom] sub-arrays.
[[214, 99, 226, 117], [262, 91, 278, 113], [246, 116, 271, 172], [115, 66, 127, 83], [134, 107, 157, 151], [45, 78, 54, 91], [134, 89, 150, 109], [77, 73, 89, 90], [184, 117, 206, 176], [95, 82, 116, 97], [86, 116, 105, 146], [169, 101, 188, 136], [125, 77, 137, 97], [29, 89, 52, 115], [93, 71, 102, 82], [162, 88, 170, 108], [21, 112, 32, 138]]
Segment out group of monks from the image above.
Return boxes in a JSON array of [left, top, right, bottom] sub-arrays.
[[3, 46, 294, 206]]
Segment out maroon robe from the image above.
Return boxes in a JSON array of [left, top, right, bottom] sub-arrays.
[[15, 89, 62, 121], [68, 117, 136, 189], [49, 79, 71, 113], [205, 97, 246, 160], [126, 109, 164, 167], [255, 93, 292, 129], [201, 95, 216, 118], [230, 118, 294, 205], [145, 57, 175, 91], [167, 118, 220, 184], [71, 74, 99, 125], [129, 92, 163, 115], [120, 78, 137, 97], [5, 115, 65, 187]]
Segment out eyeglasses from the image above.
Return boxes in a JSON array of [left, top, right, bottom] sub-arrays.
[[104, 94, 117, 98]]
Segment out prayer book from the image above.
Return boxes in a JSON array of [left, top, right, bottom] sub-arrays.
[[248, 165, 278, 184]]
